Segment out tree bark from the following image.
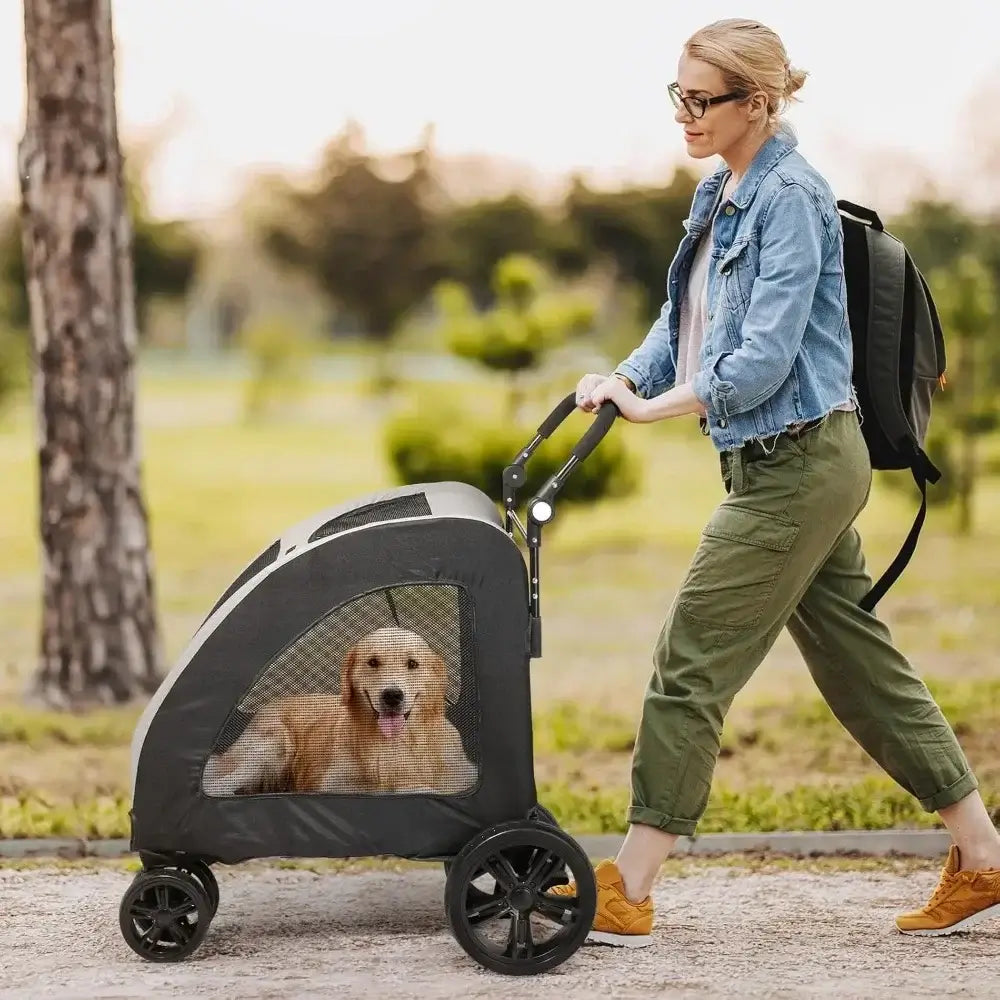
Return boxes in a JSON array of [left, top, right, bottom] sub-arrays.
[[18, 0, 163, 708]]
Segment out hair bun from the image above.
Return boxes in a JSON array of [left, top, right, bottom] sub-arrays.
[[785, 63, 808, 98]]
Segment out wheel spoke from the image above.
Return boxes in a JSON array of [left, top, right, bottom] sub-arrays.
[[534, 893, 578, 925], [466, 896, 508, 922], [504, 911, 534, 959], [155, 885, 169, 910], [169, 899, 197, 919], [526, 849, 565, 889], [484, 853, 520, 894], [140, 925, 163, 947], [129, 903, 156, 919]]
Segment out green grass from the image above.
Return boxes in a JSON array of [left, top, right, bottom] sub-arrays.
[[0, 707, 140, 749], [4, 776, 996, 840]]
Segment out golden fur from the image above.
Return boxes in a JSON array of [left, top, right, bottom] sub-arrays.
[[202, 627, 477, 796]]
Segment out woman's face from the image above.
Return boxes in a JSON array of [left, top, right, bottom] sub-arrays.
[[671, 53, 761, 161]]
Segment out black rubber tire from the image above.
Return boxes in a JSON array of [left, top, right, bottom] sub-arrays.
[[179, 860, 220, 917], [119, 869, 213, 962], [441, 805, 568, 923], [444, 820, 597, 976]]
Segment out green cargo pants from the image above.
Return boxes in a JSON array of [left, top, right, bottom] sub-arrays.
[[628, 408, 977, 836]]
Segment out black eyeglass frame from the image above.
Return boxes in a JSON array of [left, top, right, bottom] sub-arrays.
[[667, 81, 748, 119]]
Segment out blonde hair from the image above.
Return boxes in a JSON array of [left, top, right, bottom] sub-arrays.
[[684, 19, 807, 132]]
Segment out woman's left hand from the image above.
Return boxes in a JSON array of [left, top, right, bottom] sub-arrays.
[[589, 377, 655, 423]]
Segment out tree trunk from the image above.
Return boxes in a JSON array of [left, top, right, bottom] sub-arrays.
[[18, 0, 163, 708]]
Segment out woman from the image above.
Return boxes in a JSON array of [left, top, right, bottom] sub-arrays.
[[556, 17, 1000, 947]]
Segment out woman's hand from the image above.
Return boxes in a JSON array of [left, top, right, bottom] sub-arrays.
[[589, 376, 655, 423], [574, 373, 609, 412]]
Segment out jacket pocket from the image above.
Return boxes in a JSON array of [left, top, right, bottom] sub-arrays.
[[716, 238, 755, 312], [678, 504, 799, 630]]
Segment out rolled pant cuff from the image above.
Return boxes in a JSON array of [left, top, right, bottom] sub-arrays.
[[627, 805, 698, 837], [919, 770, 980, 813]]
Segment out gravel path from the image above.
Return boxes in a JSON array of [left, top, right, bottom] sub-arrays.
[[2, 863, 999, 999]]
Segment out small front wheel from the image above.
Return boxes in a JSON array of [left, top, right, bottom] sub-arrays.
[[445, 820, 596, 975], [119, 869, 212, 962], [179, 859, 219, 917]]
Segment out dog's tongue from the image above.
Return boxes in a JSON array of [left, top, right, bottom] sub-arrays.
[[378, 712, 406, 739]]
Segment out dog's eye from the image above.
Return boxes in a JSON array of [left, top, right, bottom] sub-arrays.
[[407, 658, 419, 670], [366, 656, 380, 669]]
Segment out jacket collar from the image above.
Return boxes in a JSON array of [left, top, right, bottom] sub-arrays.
[[708, 124, 798, 210]]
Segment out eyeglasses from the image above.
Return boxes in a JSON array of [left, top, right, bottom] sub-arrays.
[[668, 81, 747, 119]]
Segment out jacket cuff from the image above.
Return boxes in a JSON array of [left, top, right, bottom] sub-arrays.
[[692, 354, 737, 417], [613, 363, 646, 399]]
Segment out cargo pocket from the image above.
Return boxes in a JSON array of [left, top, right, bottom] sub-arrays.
[[678, 505, 800, 630]]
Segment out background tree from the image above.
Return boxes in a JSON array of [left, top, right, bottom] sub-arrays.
[[0, 166, 201, 339], [439, 254, 595, 418], [564, 168, 700, 317], [386, 254, 638, 506], [257, 123, 442, 345], [18, 0, 163, 707], [928, 255, 998, 535]]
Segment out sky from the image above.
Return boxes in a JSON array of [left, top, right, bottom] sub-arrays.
[[1, 0, 997, 220]]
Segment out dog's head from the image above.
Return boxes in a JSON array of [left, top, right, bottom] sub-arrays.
[[340, 627, 447, 739]]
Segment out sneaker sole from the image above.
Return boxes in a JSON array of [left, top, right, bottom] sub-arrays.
[[896, 901, 1000, 936], [585, 929, 653, 948]]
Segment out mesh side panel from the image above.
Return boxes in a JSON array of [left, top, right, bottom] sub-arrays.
[[307, 493, 432, 543], [203, 540, 280, 623], [202, 584, 480, 798]]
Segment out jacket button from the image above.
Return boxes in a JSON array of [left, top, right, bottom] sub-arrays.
[[725, 205, 736, 216], [717, 418, 727, 428]]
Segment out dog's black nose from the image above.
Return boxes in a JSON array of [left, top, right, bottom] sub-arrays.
[[380, 686, 404, 710]]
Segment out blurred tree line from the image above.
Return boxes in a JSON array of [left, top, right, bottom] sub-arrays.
[[2, 123, 998, 522]]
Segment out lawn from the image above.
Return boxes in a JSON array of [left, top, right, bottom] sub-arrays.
[[1, 356, 998, 836]]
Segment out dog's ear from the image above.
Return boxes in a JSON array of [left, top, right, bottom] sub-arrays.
[[340, 643, 358, 706], [428, 652, 448, 709]]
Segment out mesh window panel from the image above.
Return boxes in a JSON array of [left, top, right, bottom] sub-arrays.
[[203, 540, 280, 623], [202, 583, 479, 798], [308, 493, 431, 543]]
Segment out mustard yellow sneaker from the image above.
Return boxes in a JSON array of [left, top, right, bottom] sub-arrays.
[[547, 858, 653, 947], [896, 845, 1000, 936]]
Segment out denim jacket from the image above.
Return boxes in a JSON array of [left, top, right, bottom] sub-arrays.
[[615, 126, 857, 451]]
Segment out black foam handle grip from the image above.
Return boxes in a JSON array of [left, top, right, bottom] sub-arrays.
[[571, 399, 620, 464], [536, 391, 579, 438]]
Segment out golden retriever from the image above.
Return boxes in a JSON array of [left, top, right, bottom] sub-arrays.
[[202, 627, 477, 797]]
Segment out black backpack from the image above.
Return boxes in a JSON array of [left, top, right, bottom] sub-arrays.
[[837, 199, 947, 613]]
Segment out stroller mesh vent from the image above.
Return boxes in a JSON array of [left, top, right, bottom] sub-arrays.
[[308, 493, 432, 543], [202, 583, 480, 798], [203, 540, 280, 623]]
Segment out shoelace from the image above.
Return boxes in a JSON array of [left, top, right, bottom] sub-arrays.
[[925, 872, 965, 910]]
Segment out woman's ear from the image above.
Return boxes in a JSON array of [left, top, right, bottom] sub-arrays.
[[340, 644, 358, 705], [747, 90, 768, 122]]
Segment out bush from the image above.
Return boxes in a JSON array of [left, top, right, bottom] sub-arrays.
[[384, 395, 639, 506]]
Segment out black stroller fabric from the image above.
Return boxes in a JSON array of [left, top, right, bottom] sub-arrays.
[[131, 490, 538, 865]]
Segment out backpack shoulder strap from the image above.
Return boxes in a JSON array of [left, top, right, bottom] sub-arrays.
[[863, 227, 911, 447], [859, 450, 942, 614]]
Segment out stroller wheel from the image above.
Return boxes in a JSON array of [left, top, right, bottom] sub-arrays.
[[178, 859, 220, 916], [445, 820, 597, 975], [119, 869, 212, 962]]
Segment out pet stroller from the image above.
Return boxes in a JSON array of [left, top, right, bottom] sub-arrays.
[[119, 392, 620, 976]]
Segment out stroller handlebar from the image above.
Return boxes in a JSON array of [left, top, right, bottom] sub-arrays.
[[502, 390, 620, 525]]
